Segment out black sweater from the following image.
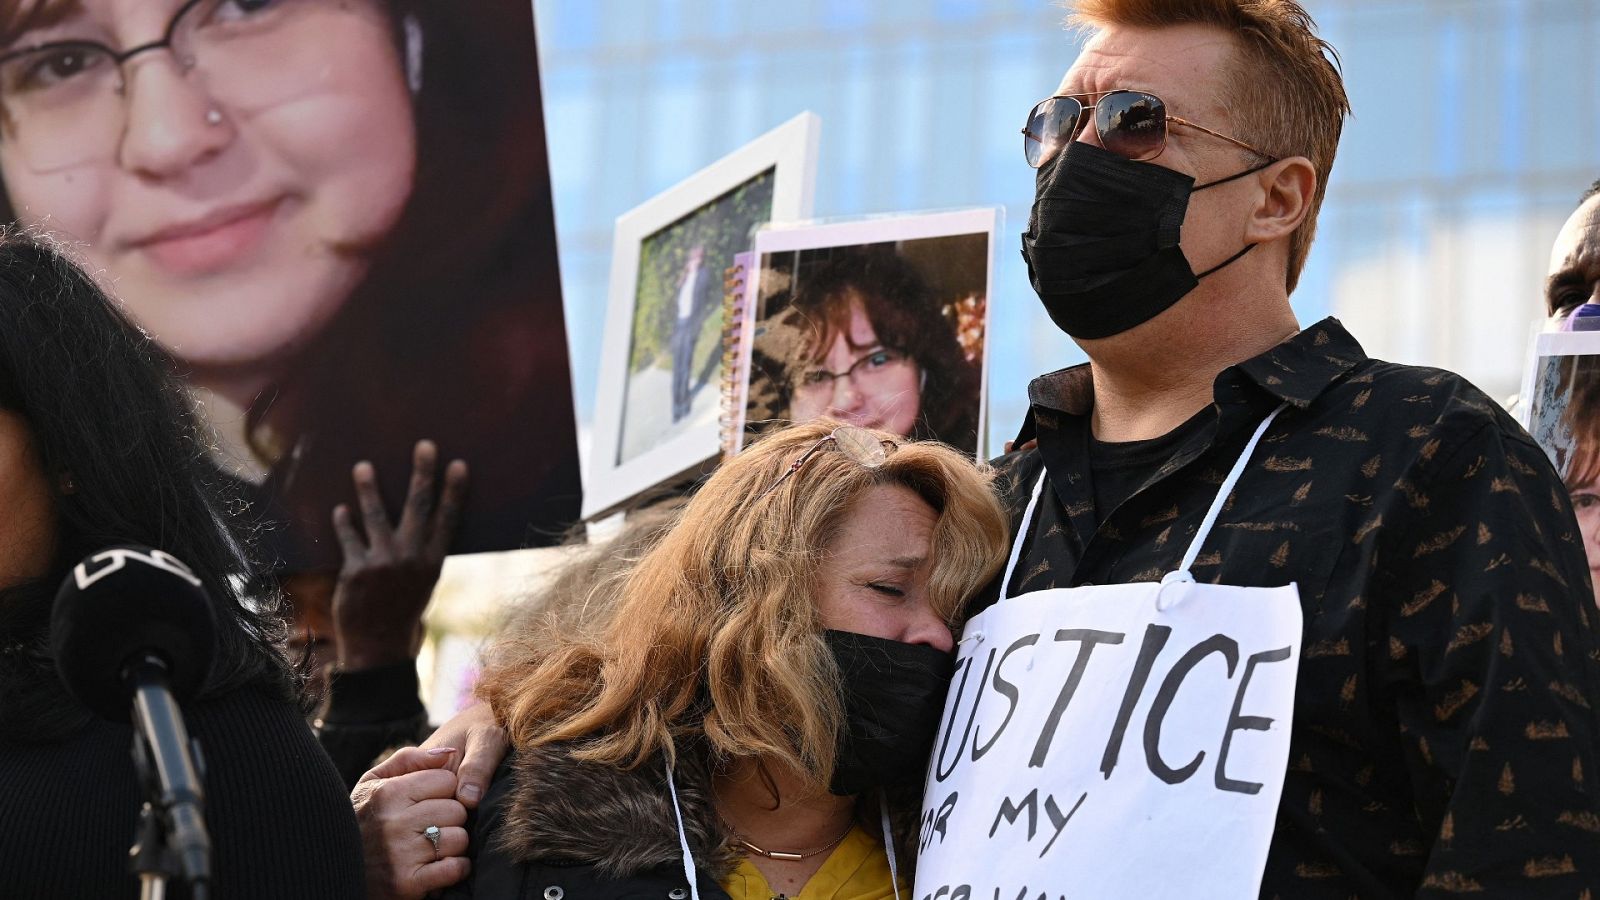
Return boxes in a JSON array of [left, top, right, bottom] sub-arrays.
[[0, 685, 364, 898]]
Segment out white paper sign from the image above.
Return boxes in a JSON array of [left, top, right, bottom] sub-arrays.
[[915, 579, 1303, 900]]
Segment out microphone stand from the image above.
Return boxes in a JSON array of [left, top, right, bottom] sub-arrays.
[[129, 789, 175, 900], [126, 654, 212, 900]]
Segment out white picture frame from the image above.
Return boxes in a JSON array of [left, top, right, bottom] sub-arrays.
[[733, 207, 998, 459], [584, 112, 820, 519]]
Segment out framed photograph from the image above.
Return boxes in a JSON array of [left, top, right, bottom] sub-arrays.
[[585, 112, 821, 518], [1523, 328, 1600, 607], [733, 208, 997, 458]]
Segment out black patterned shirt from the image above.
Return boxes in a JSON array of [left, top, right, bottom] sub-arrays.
[[978, 318, 1600, 898]]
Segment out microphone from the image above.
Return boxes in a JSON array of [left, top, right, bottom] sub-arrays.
[[51, 545, 217, 894]]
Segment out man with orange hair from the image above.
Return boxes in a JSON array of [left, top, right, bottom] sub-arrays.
[[951, 0, 1600, 896]]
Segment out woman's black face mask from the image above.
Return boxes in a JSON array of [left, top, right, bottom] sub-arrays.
[[824, 628, 954, 796], [1020, 140, 1271, 340]]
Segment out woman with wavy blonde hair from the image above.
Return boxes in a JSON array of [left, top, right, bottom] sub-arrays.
[[439, 419, 1008, 900]]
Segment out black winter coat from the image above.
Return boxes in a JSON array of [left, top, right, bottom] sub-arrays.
[[440, 745, 739, 900]]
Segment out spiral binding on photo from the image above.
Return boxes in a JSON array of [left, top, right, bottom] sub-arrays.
[[717, 260, 749, 460]]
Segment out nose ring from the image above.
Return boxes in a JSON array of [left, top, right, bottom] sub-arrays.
[[205, 109, 223, 126]]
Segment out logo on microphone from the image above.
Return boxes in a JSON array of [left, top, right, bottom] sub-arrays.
[[73, 547, 203, 590]]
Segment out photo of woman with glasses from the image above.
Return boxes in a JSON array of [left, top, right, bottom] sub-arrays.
[[746, 235, 988, 456], [0, 0, 582, 571]]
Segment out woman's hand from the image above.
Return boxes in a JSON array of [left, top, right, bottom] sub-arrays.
[[331, 440, 468, 671], [418, 698, 508, 808], [352, 747, 471, 899]]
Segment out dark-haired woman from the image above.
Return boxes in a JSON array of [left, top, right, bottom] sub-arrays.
[[0, 236, 363, 897]]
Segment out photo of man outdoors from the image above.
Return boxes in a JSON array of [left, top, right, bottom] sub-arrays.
[[615, 170, 776, 465]]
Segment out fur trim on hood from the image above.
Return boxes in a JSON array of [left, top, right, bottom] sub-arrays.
[[493, 741, 744, 882], [492, 740, 925, 883]]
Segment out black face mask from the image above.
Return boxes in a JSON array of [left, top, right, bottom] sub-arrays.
[[824, 629, 954, 796], [1021, 140, 1271, 340]]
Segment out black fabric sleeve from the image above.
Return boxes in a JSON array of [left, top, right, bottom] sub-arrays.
[[189, 686, 367, 898], [1376, 419, 1600, 895], [314, 661, 432, 789]]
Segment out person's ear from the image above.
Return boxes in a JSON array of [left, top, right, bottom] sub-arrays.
[[1244, 156, 1317, 245]]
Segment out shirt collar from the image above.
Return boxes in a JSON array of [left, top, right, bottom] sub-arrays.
[[1232, 317, 1367, 408], [1025, 317, 1367, 417]]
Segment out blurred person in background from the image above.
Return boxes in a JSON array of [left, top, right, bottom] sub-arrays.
[[1546, 180, 1600, 325], [299, 440, 468, 788]]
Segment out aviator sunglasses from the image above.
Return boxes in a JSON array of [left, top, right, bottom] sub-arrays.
[[1022, 89, 1271, 168]]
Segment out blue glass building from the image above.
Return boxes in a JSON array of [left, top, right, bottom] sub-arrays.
[[535, 0, 1600, 459]]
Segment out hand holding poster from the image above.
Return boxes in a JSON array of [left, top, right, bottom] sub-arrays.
[[916, 579, 1301, 900]]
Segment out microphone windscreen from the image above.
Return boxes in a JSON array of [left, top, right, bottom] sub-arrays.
[[51, 546, 218, 721]]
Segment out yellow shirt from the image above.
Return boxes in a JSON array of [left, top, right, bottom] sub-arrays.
[[721, 825, 906, 900]]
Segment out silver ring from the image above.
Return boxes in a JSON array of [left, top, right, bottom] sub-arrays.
[[423, 824, 441, 853], [205, 109, 223, 126]]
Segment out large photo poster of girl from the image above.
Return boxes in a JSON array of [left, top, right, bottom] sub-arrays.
[[0, 0, 582, 571]]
